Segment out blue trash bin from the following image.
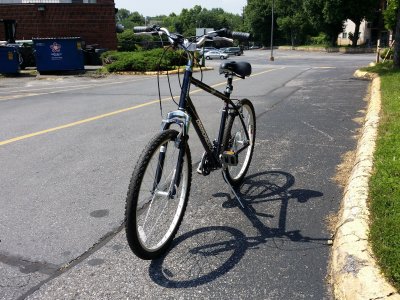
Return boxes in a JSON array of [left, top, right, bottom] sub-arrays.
[[33, 37, 84, 73], [0, 45, 20, 74]]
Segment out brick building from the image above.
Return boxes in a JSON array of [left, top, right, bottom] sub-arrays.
[[0, 0, 117, 50]]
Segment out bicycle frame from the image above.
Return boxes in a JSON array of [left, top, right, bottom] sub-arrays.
[[162, 61, 249, 166], [156, 55, 251, 199]]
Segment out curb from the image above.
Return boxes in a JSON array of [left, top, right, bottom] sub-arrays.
[[277, 46, 376, 54], [330, 71, 400, 299]]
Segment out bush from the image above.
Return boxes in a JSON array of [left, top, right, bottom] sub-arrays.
[[117, 31, 169, 52], [307, 33, 329, 46], [117, 31, 139, 52], [101, 49, 186, 72]]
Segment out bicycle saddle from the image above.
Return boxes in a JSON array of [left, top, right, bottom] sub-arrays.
[[219, 61, 252, 78]]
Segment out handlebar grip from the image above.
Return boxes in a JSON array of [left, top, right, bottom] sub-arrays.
[[215, 28, 251, 41], [133, 26, 153, 33], [232, 31, 251, 41]]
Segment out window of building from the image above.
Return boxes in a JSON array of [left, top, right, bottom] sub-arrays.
[[342, 32, 347, 39]]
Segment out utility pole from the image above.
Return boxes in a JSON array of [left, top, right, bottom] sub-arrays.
[[270, 0, 275, 61]]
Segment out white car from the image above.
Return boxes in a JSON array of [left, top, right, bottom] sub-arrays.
[[197, 47, 217, 56], [203, 50, 229, 60]]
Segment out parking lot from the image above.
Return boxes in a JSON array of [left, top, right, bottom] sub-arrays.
[[1, 50, 375, 299]]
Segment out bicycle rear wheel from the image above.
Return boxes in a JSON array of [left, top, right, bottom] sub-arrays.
[[125, 129, 192, 260], [222, 99, 256, 187]]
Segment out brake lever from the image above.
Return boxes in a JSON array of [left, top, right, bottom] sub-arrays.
[[213, 37, 234, 43]]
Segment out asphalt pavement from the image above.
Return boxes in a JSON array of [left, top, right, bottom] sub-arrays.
[[0, 50, 376, 299]]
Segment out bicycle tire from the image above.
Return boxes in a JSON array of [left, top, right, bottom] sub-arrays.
[[222, 99, 256, 187], [125, 129, 192, 260]]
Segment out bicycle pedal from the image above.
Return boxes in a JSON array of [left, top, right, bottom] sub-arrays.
[[222, 150, 238, 166]]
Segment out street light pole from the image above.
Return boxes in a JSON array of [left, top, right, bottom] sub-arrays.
[[270, 0, 275, 61]]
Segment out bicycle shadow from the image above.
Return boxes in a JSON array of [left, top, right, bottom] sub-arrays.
[[149, 170, 327, 288]]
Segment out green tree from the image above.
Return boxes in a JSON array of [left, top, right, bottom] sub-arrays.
[[303, 0, 347, 46], [383, 0, 400, 67], [116, 8, 130, 21], [244, 0, 273, 47], [160, 13, 182, 33], [162, 6, 244, 37], [116, 9, 145, 30], [245, 0, 348, 47], [383, 0, 399, 31], [115, 5, 247, 48], [179, 6, 203, 36], [393, 2, 400, 67], [275, 0, 312, 46]]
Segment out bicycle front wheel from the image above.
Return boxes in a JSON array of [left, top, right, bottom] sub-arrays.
[[125, 129, 192, 260], [222, 99, 256, 187]]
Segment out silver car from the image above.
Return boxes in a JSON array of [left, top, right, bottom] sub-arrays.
[[203, 50, 229, 60]]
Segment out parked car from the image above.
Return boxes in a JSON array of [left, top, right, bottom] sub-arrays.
[[203, 50, 229, 60], [221, 47, 242, 56], [249, 45, 261, 50], [197, 47, 218, 56]]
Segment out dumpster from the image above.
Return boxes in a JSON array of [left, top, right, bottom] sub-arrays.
[[17, 42, 36, 69], [0, 45, 20, 74], [33, 37, 84, 73]]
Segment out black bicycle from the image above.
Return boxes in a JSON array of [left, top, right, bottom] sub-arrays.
[[125, 26, 256, 260]]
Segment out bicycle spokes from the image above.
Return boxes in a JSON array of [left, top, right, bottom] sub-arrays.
[[125, 130, 192, 259]]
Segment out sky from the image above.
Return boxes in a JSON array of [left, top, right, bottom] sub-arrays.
[[114, 0, 247, 17]]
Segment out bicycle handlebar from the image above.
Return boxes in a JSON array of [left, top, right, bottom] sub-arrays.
[[212, 28, 251, 41], [133, 26, 251, 49]]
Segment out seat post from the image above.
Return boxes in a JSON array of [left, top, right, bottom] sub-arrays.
[[224, 75, 233, 98]]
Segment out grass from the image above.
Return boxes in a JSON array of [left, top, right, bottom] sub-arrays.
[[362, 61, 400, 290]]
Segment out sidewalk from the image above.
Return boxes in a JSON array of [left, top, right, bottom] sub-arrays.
[[330, 71, 400, 299]]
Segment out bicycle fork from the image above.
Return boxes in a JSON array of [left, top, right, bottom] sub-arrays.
[[152, 110, 190, 199], [152, 135, 187, 199]]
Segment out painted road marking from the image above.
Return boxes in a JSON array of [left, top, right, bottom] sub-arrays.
[[0, 68, 285, 147], [0, 100, 161, 146], [0, 77, 152, 101]]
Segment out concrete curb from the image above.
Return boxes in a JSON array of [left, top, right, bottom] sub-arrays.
[[330, 71, 400, 299], [277, 46, 376, 54]]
